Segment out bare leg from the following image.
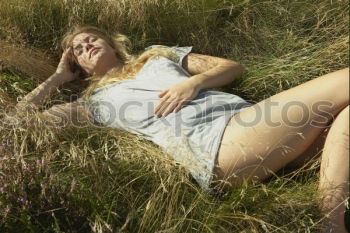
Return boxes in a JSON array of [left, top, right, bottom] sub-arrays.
[[318, 105, 349, 233], [211, 68, 349, 229], [285, 127, 329, 170], [212, 68, 349, 186]]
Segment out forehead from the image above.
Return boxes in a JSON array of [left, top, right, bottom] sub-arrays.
[[72, 33, 97, 45]]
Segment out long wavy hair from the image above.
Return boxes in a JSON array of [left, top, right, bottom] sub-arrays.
[[60, 26, 180, 100]]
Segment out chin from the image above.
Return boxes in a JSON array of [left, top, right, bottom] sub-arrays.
[[93, 55, 116, 75]]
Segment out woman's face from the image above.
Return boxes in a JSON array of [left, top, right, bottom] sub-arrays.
[[71, 32, 119, 76]]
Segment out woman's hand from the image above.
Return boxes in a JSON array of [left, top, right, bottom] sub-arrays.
[[154, 79, 201, 117], [54, 48, 80, 84]]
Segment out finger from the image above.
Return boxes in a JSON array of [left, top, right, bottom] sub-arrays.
[[162, 101, 179, 116], [155, 98, 172, 117], [66, 46, 72, 54], [64, 47, 72, 60], [157, 100, 173, 117], [158, 89, 168, 98], [58, 50, 69, 65], [174, 100, 186, 112], [155, 102, 170, 117], [61, 48, 69, 57], [154, 94, 170, 113]]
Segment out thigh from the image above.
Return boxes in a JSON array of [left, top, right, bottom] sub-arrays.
[[212, 68, 349, 187], [285, 126, 329, 170]]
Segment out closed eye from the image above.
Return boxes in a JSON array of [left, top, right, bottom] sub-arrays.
[[74, 45, 83, 56], [72, 35, 97, 56], [76, 50, 83, 56]]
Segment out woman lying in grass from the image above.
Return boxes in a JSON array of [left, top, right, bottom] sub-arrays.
[[15, 26, 349, 233]]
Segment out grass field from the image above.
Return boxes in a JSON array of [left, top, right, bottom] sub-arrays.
[[0, 0, 348, 232]]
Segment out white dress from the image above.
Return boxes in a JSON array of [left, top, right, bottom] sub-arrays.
[[80, 45, 252, 192]]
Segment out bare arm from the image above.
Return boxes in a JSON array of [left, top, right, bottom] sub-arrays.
[[41, 101, 94, 128], [1, 101, 93, 131], [182, 53, 246, 90], [154, 53, 247, 117], [16, 48, 79, 110], [16, 73, 65, 109], [10, 48, 90, 128]]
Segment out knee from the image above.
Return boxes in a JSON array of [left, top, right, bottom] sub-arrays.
[[334, 68, 349, 98], [336, 105, 349, 121], [340, 68, 349, 96], [334, 106, 349, 136], [330, 105, 349, 145], [339, 67, 349, 79]]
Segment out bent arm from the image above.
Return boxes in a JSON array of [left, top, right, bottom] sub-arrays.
[[16, 73, 65, 109], [16, 48, 79, 110], [154, 53, 247, 117], [41, 101, 94, 128], [182, 53, 246, 90]]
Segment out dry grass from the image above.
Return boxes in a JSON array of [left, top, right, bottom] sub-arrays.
[[0, 0, 348, 232]]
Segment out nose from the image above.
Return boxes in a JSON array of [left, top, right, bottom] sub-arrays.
[[84, 43, 93, 52]]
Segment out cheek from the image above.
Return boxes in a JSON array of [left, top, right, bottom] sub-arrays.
[[93, 49, 112, 64], [100, 42, 115, 56]]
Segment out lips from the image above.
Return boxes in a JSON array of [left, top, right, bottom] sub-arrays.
[[89, 48, 99, 59]]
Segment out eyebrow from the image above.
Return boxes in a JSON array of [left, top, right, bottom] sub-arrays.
[[73, 35, 93, 48]]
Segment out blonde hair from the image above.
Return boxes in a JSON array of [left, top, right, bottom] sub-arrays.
[[60, 26, 180, 100]]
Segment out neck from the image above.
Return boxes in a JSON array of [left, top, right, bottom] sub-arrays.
[[94, 58, 124, 76]]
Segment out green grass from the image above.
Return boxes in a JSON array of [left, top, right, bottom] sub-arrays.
[[0, 0, 348, 232]]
